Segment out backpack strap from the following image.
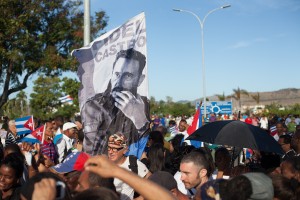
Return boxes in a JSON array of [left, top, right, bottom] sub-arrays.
[[128, 155, 140, 198], [128, 155, 138, 174]]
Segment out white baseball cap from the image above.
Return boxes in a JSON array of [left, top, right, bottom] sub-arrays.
[[63, 122, 77, 131]]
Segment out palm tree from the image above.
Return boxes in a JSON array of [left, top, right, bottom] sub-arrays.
[[216, 92, 226, 101], [230, 87, 249, 110], [16, 90, 27, 115], [251, 92, 260, 105]]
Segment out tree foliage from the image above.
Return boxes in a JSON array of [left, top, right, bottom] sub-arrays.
[[29, 76, 80, 120], [30, 76, 62, 120], [149, 96, 195, 117], [251, 92, 260, 104], [1, 90, 29, 119], [0, 0, 108, 109], [229, 87, 249, 109], [216, 92, 226, 101]]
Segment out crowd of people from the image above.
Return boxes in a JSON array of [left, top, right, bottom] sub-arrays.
[[0, 112, 299, 200]]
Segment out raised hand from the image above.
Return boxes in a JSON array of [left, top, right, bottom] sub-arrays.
[[84, 155, 118, 178]]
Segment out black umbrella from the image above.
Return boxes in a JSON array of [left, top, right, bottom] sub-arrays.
[[186, 120, 283, 155]]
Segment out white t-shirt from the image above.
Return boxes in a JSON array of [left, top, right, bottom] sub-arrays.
[[114, 156, 149, 200], [259, 117, 268, 129]]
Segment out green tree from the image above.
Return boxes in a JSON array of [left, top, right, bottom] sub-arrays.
[[230, 87, 249, 110], [0, 0, 108, 109], [251, 92, 260, 105], [30, 76, 62, 120], [54, 77, 80, 118], [61, 77, 80, 108], [2, 90, 28, 118], [216, 92, 226, 101]]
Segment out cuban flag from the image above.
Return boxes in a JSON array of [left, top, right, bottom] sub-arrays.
[[21, 124, 46, 144], [16, 116, 35, 135], [59, 95, 73, 104], [186, 103, 203, 148]]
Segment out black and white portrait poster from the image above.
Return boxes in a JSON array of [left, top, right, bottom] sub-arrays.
[[72, 13, 150, 156]]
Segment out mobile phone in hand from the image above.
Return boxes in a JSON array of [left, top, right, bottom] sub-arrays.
[[56, 181, 66, 200]]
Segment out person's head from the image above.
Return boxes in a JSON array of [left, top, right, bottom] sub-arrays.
[[230, 165, 251, 177], [155, 125, 168, 137], [73, 188, 118, 200], [223, 175, 252, 200], [107, 133, 128, 164], [110, 48, 146, 96], [278, 135, 292, 153], [44, 120, 54, 139], [178, 119, 187, 132], [147, 131, 164, 147], [168, 120, 176, 127], [180, 151, 211, 189], [280, 156, 299, 180], [20, 172, 71, 200], [270, 174, 296, 200], [0, 153, 24, 192], [291, 130, 300, 153], [63, 122, 78, 139], [75, 170, 116, 193], [149, 171, 179, 197], [53, 116, 64, 131], [4, 143, 22, 158], [215, 147, 231, 170], [8, 120, 16, 134], [33, 117, 39, 129]]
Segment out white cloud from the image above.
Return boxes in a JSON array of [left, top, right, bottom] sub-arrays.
[[229, 37, 267, 49]]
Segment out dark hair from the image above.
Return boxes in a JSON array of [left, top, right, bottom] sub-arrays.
[[4, 143, 23, 157], [181, 151, 213, 177], [168, 120, 176, 126], [1, 152, 24, 179], [193, 148, 215, 177], [77, 129, 84, 142], [270, 175, 296, 200], [74, 115, 82, 123], [179, 119, 187, 124], [279, 134, 292, 144], [147, 143, 165, 173], [170, 134, 184, 152], [215, 147, 231, 169], [73, 188, 118, 200], [168, 144, 195, 175], [230, 165, 251, 177], [148, 131, 164, 146], [113, 48, 146, 75], [222, 175, 252, 200], [155, 125, 167, 136], [21, 172, 71, 200], [88, 172, 116, 192]]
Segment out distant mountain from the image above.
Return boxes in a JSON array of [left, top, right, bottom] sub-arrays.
[[189, 88, 300, 107]]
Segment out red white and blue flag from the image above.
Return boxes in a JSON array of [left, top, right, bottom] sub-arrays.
[[21, 124, 46, 144], [59, 95, 73, 104], [186, 103, 203, 148], [16, 116, 35, 135]]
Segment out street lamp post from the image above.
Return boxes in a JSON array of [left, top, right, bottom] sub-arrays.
[[173, 5, 230, 121]]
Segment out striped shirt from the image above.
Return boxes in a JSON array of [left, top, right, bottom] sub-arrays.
[[5, 131, 18, 146], [41, 142, 58, 164]]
